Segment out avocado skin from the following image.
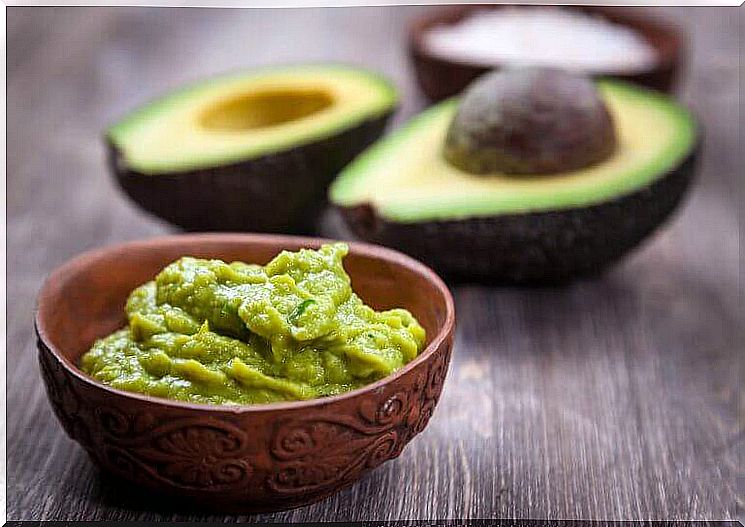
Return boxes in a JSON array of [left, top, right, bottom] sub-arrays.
[[340, 148, 697, 284], [110, 113, 391, 234]]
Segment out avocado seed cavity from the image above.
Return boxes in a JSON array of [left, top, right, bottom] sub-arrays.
[[200, 89, 334, 131]]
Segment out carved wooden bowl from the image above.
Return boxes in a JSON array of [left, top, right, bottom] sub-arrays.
[[409, 5, 685, 102], [35, 233, 455, 513]]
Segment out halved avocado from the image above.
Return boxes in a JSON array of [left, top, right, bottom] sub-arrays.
[[108, 64, 397, 233], [330, 80, 698, 283]]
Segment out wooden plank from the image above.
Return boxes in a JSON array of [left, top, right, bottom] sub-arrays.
[[6, 6, 742, 521]]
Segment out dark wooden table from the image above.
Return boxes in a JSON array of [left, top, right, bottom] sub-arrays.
[[7, 6, 742, 522]]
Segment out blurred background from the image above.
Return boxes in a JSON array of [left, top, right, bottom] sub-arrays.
[[7, 6, 742, 522]]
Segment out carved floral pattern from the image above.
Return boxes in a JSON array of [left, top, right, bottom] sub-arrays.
[[38, 342, 90, 446], [37, 335, 452, 506], [267, 342, 452, 495], [94, 408, 254, 489], [38, 341, 254, 490]]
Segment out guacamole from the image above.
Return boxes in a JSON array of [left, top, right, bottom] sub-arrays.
[[80, 243, 426, 405]]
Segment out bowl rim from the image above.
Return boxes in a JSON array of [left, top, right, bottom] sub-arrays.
[[35, 232, 456, 415], [408, 4, 683, 74]]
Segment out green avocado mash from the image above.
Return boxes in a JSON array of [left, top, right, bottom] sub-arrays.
[[80, 243, 426, 405]]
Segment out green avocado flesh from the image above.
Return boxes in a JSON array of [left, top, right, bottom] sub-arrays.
[[80, 244, 426, 406], [108, 65, 397, 174], [330, 81, 696, 223]]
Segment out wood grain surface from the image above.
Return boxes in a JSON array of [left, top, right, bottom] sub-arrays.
[[6, 6, 742, 522]]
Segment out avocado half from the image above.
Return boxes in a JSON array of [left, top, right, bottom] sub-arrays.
[[330, 81, 698, 283], [108, 64, 397, 233]]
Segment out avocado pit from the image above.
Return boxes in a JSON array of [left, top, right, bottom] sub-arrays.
[[443, 67, 617, 175]]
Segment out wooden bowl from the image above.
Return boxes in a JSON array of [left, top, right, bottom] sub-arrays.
[[35, 233, 455, 513], [409, 5, 685, 102]]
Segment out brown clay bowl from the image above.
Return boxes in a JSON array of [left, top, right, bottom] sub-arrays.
[[409, 5, 685, 102], [35, 233, 455, 513]]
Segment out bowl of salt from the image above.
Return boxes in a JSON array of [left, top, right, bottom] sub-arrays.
[[409, 5, 684, 102]]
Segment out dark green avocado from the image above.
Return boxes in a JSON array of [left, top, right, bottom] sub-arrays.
[[108, 64, 397, 233], [330, 76, 698, 283]]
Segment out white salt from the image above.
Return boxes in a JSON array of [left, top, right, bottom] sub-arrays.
[[423, 8, 659, 74]]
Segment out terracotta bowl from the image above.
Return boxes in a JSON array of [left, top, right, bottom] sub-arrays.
[[35, 233, 455, 513], [409, 5, 685, 102]]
